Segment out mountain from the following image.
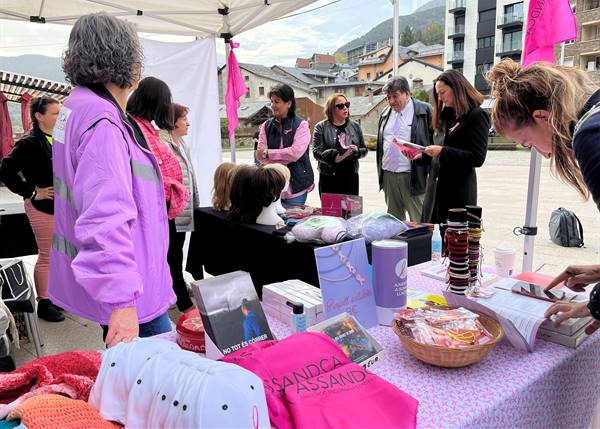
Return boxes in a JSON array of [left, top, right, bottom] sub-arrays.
[[0, 55, 66, 83], [336, 0, 445, 54]]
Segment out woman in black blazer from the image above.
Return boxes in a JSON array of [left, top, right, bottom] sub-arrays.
[[421, 70, 489, 224], [312, 93, 368, 197]]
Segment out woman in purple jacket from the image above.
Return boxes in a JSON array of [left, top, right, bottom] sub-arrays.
[[50, 13, 176, 347]]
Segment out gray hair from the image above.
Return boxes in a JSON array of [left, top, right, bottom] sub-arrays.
[[63, 13, 142, 88], [383, 77, 410, 95]]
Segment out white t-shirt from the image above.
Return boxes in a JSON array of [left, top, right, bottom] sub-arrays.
[[382, 99, 414, 173]]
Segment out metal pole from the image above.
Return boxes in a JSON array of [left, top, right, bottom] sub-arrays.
[[225, 41, 237, 163], [392, 0, 399, 77], [521, 151, 542, 272], [560, 42, 566, 65]]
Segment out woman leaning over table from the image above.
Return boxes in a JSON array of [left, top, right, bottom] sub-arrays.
[[486, 59, 600, 334]]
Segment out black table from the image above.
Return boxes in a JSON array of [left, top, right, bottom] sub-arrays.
[[0, 203, 37, 258], [186, 207, 432, 296]]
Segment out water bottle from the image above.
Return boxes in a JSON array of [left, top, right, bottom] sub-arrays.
[[431, 224, 442, 262], [286, 301, 306, 333]]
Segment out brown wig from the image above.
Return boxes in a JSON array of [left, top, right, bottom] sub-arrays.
[[211, 162, 237, 211], [486, 59, 597, 198], [323, 93, 348, 123], [432, 69, 484, 130], [229, 165, 258, 224]]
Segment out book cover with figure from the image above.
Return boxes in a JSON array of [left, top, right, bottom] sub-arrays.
[[314, 238, 377, 328], [192, 271, 273, 356]]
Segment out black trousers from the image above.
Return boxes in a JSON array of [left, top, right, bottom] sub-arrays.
[[168, 219, 194, 311], [318, 171, 359, 197]]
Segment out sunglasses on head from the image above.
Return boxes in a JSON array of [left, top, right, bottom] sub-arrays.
[[335, 102, 350, 110]]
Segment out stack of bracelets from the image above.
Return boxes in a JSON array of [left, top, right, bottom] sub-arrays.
[[445, 208, 470, 295], [466, 205, 483, 289]]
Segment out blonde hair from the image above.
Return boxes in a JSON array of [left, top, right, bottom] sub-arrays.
[[211, 162, 237, 211], [486, 59, 598, 198], [263, 163, 290, 183], [323, 93, 347, 123]]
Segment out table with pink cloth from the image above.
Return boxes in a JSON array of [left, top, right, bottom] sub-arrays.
[[167, 265, 600, 428]]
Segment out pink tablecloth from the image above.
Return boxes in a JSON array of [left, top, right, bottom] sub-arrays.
[[168, 265, 600, 429]]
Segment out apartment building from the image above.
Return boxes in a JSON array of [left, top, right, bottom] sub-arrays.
[[563, 0, 600, 82], [445, 0, 526, 94]]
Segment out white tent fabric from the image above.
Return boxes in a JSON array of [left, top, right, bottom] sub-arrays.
[[141, 37, 221, 206], [0, 0, 318, 37]]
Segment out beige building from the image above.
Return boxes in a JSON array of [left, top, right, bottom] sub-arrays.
[[374, 57, 443, 87], [347, 94, 388, 138], [563, 0, 600, 83]]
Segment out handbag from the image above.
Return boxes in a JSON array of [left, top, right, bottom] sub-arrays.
[[0, 259, 32, 303]]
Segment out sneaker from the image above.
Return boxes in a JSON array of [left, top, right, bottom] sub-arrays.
[[37, 299, 66, 322]]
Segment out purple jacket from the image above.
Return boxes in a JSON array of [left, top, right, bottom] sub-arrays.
[[49, 86, 175, 324]]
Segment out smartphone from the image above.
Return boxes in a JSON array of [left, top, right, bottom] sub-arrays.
[[511, 281, 565, 302]]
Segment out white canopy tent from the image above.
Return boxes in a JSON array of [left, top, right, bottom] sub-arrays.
[[0, 0, 320, 196]]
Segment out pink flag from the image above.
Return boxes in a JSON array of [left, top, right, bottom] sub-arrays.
[[0, 92, 15, 160], [225, 41, 249, 138], [522, 0, 577, 66], [20, 93, 32, 133]]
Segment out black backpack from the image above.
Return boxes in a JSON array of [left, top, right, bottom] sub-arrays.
[[549, 208, 584, 248]]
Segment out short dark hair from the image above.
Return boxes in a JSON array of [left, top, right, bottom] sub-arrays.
[[267, 83, 296, 118], [63, 13, 142, 88], [172, 103, 189, 123], [229, 165, 258, 224], [127, 77, 174, 130], [253, 167, 286, 208], [383, 77, 410, 95], [30, 96, 60, 128]]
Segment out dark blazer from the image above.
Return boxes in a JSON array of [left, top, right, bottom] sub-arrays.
[[312, 119, 367, 175], [421, 106, 489, 223], [0, 125, 54, 214], [376, 98, 433, 195]]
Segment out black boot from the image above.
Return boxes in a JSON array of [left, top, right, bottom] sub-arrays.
[[37, 299, 65, 322]]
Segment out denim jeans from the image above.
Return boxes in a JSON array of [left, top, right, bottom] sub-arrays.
[[282, 192, 308, 208], [101, 312, 172, 342]]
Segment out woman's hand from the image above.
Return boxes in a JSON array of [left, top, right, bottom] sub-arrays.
[[34, 186, 54, 200], [544, 301, 600, 334], [105, 307, 139, 348], [348, 144, 358, 153], [423, 145, 443, 157], [335, 149, 353, 163], [544, 265, 600, 293], [255, 148, 267, 160]]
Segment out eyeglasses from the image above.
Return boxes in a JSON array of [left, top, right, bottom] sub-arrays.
[[335, 102, 351, 110]]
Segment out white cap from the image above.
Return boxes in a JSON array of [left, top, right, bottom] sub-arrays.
[[89, 337, 179, 424], [127, 348, 270, 428]]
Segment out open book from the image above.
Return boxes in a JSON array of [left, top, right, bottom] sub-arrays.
[[444, 277, 554, 352]]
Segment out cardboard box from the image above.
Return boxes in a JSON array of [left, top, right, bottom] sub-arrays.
[[262, 280, 325, 328]]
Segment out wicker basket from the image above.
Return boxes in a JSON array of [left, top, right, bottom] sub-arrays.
[[392, 307, 504, 368]]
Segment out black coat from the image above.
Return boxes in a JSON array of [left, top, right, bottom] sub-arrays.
[[0, 125, 54, 214], [376, 99, 433, 195], [312, 119, 368, 175], [421, 106, 489, 223]]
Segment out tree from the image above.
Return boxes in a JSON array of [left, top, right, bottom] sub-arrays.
[[412, 89, 430, 103], [414, 29, 424, 44], [335, 52, 348, 64], [423, 21, 444, 45], [400, 25, 416, 46]]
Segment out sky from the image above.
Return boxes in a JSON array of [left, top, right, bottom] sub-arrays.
[[0, 0, 429, 66]]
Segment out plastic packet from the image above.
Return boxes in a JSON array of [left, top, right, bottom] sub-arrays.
[[346, 212, 408, 243], [290, 215, 348, 244]]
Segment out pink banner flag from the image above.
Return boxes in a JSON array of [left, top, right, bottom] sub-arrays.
[[0, 92, 15, 160], [522, 0, 577, 67], [225, 41, 249, 138]]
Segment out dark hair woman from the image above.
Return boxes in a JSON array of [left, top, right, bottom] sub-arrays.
[[421, 69, 489, 224], [51, 13, 176, 347], [255, 83, 314, 208], [312, 93, 367, 197], [0, 96, 64, 322], [128, 78, 191, 312]]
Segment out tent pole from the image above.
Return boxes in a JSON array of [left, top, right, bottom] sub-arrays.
[[521, 151, 541, 272], [392, 0, 399, 77], [225, 40, 237, 164]]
